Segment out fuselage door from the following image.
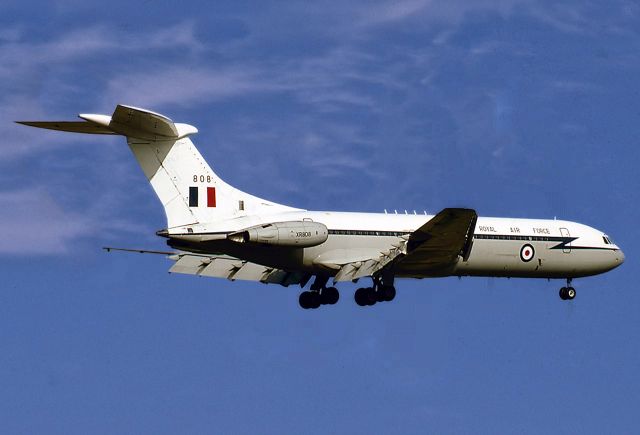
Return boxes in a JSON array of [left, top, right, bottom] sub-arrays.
[[559, 227, 571, 253]]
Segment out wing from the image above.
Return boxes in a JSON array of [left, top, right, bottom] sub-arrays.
[[396, 208, 477, 276], [332, 208, 477, 282], [169, 253, 312, 287], [103, 247, 311, 287]]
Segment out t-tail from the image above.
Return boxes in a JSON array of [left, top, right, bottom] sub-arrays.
[[17, 105, 299, 230]]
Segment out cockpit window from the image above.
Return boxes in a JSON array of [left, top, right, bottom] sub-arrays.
[[603, 236, 609, 244]]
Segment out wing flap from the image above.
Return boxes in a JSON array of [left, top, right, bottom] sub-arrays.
[[168, 253, 304, 287], [201, 258, 244, 279], [261, 269, 290, 284], [333, 259, 379, 282], [169, 255, 210, 275], [231, 262, 271, 281]]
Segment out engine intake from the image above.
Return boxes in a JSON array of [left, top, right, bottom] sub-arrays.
[[228, 221, 328, 247]]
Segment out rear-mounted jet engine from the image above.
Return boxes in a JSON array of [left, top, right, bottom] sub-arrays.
[[228, 221, 328, 247]]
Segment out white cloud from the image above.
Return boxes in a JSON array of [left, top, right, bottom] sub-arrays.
[[357, 0, 433, 26], [0, 21, 201, 78], [320, 0, 531, 31], [0, 188, 95, 254], [103, 66, 278, 109], [526, 3, 592, 33], [0, 181, 152, 256], [101, 42, 402, 113]]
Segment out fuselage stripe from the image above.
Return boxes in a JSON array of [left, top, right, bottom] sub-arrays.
[[328, 229, 411, 237]]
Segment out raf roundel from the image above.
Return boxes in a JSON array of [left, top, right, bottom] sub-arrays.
[[520, 244, 535, 262]]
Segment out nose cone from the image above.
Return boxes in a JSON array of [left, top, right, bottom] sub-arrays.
[[616, 249, 625, 267], [606, 247, 625, 272]]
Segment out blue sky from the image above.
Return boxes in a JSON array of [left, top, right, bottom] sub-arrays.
[[1, 1, 638, 433]]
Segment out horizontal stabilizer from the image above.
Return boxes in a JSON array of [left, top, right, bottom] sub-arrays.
[[17, 104, 198, 140], [16, 121, 115, 135]]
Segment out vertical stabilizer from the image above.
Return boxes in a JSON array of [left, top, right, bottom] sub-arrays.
[[127, 134, 298, 229], [17, 104, 300, 229]]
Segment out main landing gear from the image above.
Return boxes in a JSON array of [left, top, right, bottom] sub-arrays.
[[299, 276, 339, 309], [298, 287, 339, 309], [559, 278, 576, 301], [298, 275, 396, 309], [354, 276, 396, 307]]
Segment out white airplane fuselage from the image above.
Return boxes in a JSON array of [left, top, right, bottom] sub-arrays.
[[166, 211, 624, 280]]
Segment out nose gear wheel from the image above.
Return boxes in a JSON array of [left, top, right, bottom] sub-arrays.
[[559, 278, 576, 300]]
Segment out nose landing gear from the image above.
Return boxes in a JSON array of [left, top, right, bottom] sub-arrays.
[[559, 278, 576, 300]]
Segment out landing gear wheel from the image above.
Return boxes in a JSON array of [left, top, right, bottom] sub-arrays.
[[356, 278, 396, 307], [299, 291, 312, 309], [354, 288, 368, 306], [321, 287, 339, 305], [308, 291, 321, 309], [559, 277, 576, 301], [380, 285, 396, 302], [364, 287, 377, 306], [299, 291, 321, 309], [559, 287, 568, 300]]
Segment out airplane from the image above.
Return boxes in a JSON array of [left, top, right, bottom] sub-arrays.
[[17, 105, 625, 309]]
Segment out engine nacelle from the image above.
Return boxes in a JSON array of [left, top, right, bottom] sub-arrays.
[[228, 221, 328, 247]]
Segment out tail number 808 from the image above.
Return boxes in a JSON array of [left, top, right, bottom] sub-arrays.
[[193, 175, 212, 183]]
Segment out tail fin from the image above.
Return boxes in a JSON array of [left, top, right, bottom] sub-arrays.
[[17, 104, 299, 229]]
